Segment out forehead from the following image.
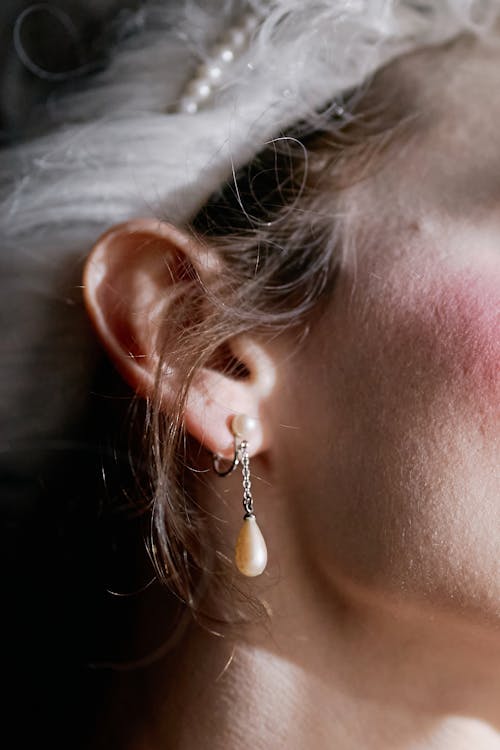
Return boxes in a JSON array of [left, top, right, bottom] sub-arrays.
[[342, 30, 500, 255], [404, 33, 500, 212]]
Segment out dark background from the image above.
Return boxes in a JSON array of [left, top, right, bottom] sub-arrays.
[[0, 3, 161, 748], [0, 1, 139, 143]]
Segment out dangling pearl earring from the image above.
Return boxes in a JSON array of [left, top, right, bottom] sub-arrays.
[[212, 414, 268, 577]]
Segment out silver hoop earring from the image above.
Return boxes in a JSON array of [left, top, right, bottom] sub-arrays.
[[212, 414, 268, 577]]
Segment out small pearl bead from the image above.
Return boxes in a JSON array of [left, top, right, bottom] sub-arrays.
[[178, 96, 198, 114], [231, 413, 258, 441], [224, 26, 247, 49], [186, 79, 211, 100], [205, 63, 222, 82], [198, 60, 222, 82], [213, 45, 235, 64]]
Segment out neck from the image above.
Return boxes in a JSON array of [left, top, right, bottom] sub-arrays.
[[97, 558, 500, 749], [95, 468, 500, 749]]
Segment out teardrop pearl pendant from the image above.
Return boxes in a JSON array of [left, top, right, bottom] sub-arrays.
[[212, 414, 268, 577], [235, 513, 267, 577]]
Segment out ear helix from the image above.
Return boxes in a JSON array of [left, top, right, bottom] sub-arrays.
[[212, 414, 268, 577]]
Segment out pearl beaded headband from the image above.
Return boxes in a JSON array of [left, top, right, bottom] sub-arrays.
[[177, 6, 265, 114], [151, 0, 481, 227], [4, 1, 486, 234]]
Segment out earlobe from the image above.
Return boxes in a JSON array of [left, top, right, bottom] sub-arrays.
[[184, 337, 275, 457], [83, 218, 276, 457]]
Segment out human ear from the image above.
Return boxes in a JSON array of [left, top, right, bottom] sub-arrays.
[[82, 218, 275, 458]]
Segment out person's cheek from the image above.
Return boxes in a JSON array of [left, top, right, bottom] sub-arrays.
[[289, 258, 500, 619], [388, 267, 500, 424]]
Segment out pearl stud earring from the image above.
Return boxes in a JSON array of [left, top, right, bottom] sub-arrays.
[[212, 414, 268, 577]]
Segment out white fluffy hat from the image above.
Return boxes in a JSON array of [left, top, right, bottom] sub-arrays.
[[3, 0, 499, 233]]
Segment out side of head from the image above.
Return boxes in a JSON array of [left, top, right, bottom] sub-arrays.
[[82, 29, 500, 643], [1, 2, 499, 659]]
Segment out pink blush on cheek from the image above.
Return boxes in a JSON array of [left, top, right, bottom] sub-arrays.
[[412, 268, 500, 406]]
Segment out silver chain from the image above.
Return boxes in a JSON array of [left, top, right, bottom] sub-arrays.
[[239, 439, 254, 517]]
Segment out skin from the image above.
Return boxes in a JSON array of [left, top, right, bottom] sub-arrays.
[[85, 32, 500, 750]]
